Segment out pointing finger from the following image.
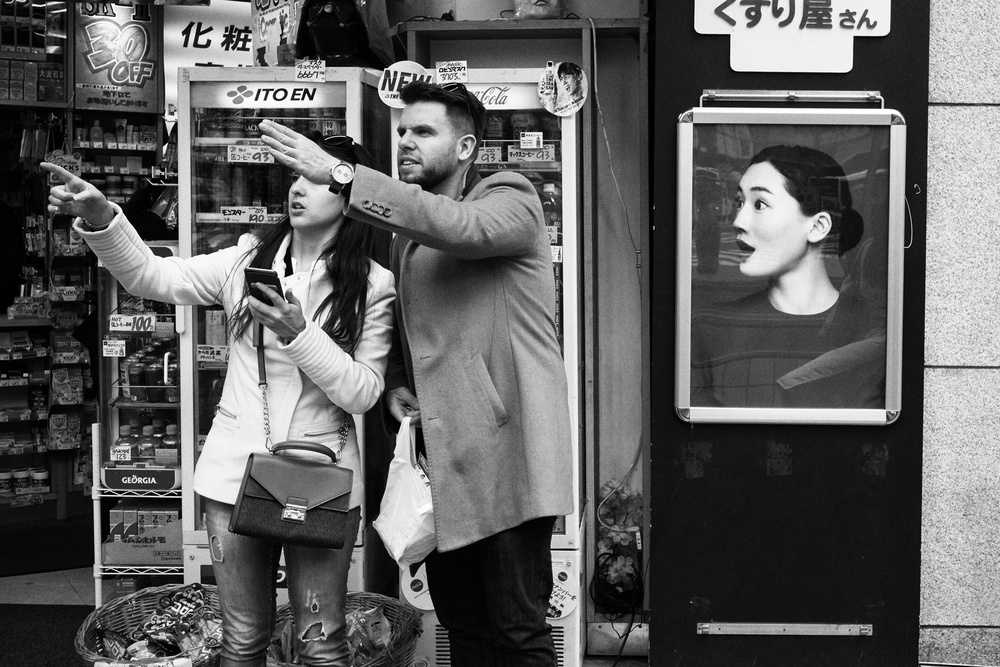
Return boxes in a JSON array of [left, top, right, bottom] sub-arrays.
[[40, 162, 76, 182]]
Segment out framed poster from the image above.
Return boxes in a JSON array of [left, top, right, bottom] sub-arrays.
[[675, 107, 905, 425]]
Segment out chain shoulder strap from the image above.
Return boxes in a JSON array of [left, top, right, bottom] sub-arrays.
[[257, 323, 352, 457]]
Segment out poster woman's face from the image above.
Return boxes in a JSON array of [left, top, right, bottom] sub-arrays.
[[732, 161, 815, 279]]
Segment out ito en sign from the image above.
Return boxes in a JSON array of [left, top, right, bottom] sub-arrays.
[[694, 0, 890, 73]]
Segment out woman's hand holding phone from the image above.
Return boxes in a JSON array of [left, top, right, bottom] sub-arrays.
[[245, 268, 307, 343]]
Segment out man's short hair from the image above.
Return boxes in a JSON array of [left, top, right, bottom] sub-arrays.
[[400, 81, 486, 149]]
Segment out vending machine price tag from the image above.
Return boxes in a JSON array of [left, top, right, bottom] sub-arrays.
[[475, 146, 502, 165], [508, 144, 555, 162], [551, 246, 563, 264], [228, 144, 274, 164], [296, 60, 326, 82], [220, 207, 268, 224], [518, 132, 543, 149], [109, 445, 132, 462], [11, 495, 43, 508], [436, 60, 467, 84], [108, 314, 156, 333], [102, 339, 127, 357], [198, 345, 231, 363]]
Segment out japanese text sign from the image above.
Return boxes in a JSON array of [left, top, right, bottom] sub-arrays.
[[74, 2, 162, 112], [164, 0, 253, 115], [694, 0, 890, 73]]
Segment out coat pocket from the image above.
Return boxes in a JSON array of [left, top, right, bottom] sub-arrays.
[[213, 400, 240, 429], [470, 354, 508, 428], [291, 418, 352, 461]]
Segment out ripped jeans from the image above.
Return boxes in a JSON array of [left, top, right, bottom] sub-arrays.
[[205, 499, 361, 667]]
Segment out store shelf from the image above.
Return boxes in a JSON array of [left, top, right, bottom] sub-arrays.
[[94, 488, 182, 500], [0, 411, 47, 423], [195, 212, 285, 225], [0, 348, 49, 361], [0, 492, 58, 505], [97, 565, 185, 576], [193, 137, 269, 147], [74, 144, 157, 153], [82, 167, 152, 177], [0, 318, 51, 329]]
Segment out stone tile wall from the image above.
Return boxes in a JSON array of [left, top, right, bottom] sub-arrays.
[[920, 1, 1000, 662]]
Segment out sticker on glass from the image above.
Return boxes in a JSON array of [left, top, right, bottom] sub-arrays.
[[538, 61, 587, 117], [378, 61, 433, 108]]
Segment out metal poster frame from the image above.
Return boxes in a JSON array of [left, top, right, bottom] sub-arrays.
[[675, 105, 905, 425]]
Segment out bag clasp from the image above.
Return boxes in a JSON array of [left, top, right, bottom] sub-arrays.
[[281, 497, 308, 523]]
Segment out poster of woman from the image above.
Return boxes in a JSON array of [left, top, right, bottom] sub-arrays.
[[675, 107, 906, 425]]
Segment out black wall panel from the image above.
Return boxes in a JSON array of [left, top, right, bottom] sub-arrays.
[[649, 3, 928, 665]]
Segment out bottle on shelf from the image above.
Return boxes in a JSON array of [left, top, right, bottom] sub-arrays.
[[89, 120, 104, 147], [135, 425, 159, 463], [540, 181, 562, 226], [110, 425, 135, 464], [156, 424, 180, 468]]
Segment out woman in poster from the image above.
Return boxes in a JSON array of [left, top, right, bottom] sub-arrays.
[[691, 144, 887, 409]]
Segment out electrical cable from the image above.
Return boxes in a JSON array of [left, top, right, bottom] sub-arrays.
[[586, 16, 646, 522]]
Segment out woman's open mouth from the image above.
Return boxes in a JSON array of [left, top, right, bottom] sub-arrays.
[[735, 239, 754, 253]]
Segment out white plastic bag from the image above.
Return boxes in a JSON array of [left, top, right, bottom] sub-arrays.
[[373, 416, 436, 565]]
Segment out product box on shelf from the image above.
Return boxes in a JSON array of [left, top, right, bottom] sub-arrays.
[[6, 298, 49, 320], [48, 412, 81, 450], [103, 499, 182, 565]]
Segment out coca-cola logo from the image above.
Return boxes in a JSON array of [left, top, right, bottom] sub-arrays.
[[473, 86, 510, 106]]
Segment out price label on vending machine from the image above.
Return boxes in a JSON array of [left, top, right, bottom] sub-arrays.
[[475, 146, 502, 165], [436, 60, 467, 84], [108, 314, 156, 333], [296, 60, 326, 82], [228, 143, 274, 164], [102, 339, 126, 358], [220, 207, 268, 224], [508, 144, 555, 162]]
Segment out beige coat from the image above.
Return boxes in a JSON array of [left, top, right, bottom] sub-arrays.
[[347, 166, 574, 551]]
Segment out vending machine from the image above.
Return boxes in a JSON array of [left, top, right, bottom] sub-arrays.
[[392, 68, 585, 667], [175, 67, 393, 595]]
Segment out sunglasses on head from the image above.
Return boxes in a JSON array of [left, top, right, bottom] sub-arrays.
[[321, 134, 357, 162], [323, 135, 354, 149]]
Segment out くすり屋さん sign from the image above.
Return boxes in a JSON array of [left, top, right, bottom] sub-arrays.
[[694, 0, 890, 73]]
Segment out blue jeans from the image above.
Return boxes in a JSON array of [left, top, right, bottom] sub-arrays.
[[205, 499, 361, 667], [424, 516, 557, 667]]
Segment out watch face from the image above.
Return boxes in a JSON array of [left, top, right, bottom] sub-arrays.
[[333, 162, 354, 185]]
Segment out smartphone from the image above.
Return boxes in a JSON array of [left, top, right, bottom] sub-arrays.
[[245, 267, 283, 306]]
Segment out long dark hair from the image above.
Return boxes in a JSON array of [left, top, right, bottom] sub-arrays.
[[748, 145, 864, 256], [228, 133, 382, 354]]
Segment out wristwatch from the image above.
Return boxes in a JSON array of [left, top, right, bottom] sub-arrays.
[[328, 161, 355, 195]]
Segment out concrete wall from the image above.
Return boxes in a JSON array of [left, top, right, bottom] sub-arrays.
[[920, 1, 1000, 663]]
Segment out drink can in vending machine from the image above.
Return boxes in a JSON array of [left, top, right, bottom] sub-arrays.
[[128, 359, 146, 402], [165, 361, 179, 403], [484, 111, 508, 141], [145, 362, 165, 403], [119, 355, 130, 399]]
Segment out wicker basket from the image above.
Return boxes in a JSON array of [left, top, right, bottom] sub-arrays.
[[268, 592, 422, 667], [75, 583, 222, 667]]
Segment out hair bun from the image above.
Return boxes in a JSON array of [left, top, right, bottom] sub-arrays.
[[839, 207, 865, 255]]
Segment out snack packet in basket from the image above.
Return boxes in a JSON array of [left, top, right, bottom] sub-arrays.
[[346, 604, 392, 662]]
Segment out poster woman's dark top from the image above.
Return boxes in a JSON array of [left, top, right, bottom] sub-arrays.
[[691, 291, 886, 408]]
